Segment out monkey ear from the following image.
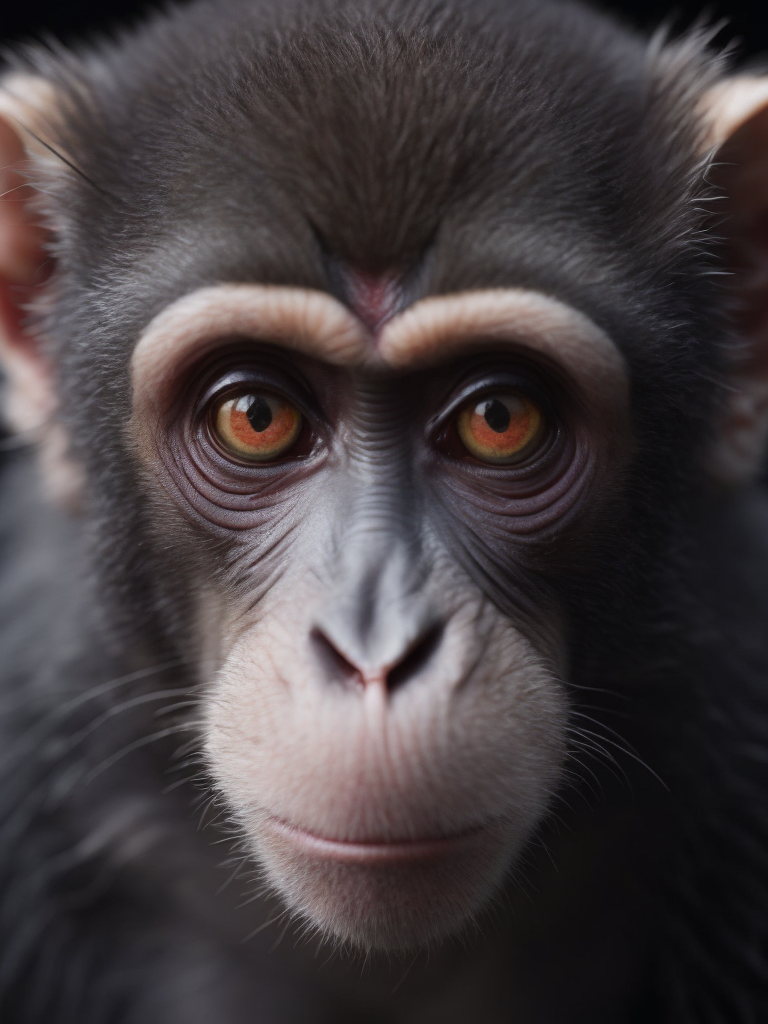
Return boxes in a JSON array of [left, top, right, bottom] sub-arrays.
[[0, 75, 59, 435], [704, 77, 768, 483], [0, 75, 83, 507]]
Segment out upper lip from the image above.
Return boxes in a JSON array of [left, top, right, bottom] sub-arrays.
[[265, 815, 489, 864]]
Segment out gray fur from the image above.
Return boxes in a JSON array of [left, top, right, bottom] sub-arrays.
[[0, 0, 766, 1020]]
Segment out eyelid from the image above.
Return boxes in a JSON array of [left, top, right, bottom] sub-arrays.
[[197, 368, 323, 428], [427, 374, 552, 437]]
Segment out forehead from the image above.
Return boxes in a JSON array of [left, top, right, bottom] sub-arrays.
[[42, 0, 716, 410], [53, 0, 701, 322]]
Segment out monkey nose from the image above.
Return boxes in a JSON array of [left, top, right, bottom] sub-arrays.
[[309, 620, 444, 693]]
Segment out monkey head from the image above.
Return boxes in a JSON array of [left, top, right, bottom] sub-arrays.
[[0, 0, 767, 954]]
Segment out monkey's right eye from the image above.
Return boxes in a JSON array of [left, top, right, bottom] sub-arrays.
[[211, 390, 304, 462]]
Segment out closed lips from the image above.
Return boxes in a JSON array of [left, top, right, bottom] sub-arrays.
[[264, 815, 490, 864]]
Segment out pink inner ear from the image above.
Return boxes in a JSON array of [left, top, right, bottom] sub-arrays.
[[0, 118, 47, 288], [738, 212, 768, 371], [712, 105, 768, 372], [705, 96, 768, 482], [344, 269, 403, 334], [0, 109, 57, 438]]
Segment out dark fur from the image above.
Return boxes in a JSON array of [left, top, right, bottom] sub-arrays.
[[0, 0, 767, 1020]]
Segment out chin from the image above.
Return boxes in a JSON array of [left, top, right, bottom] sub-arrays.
[[255, 815, 516, 951]]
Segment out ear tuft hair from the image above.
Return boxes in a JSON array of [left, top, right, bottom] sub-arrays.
[[700, 76, 768, 483], [0, 74, 83, 508]]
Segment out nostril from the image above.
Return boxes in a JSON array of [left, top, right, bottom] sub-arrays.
[[310, 622, 445, 693], [310, 627, 362, 687], [386, 623, 444, 693]]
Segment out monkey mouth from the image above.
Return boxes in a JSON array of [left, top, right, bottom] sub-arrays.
[[263, 814, 491, 865], [257, 812, 513, 949]]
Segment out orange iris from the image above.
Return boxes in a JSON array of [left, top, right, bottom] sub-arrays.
[[213, 391, 303, 462], [456, 391, 543, 464]]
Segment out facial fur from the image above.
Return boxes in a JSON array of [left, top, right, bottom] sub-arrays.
[[0, 0, 761, 976]]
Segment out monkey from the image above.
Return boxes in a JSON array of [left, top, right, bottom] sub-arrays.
[[0, 0, 767, 1019]]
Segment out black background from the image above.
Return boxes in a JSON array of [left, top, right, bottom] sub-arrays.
[[0, 0, 767, 61]]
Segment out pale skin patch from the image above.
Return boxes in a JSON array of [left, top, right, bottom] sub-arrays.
[[378, 289, 629, 415], [202, 565, 568, 948], [130, 283, 630, 443]]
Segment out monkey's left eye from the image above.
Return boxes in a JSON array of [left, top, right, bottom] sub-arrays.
[[211, 390, 303, 462], [455, 391, 544, 464]]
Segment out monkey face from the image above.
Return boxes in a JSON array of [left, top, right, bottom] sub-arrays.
[[126, 285, 629, 950], [4, 0, 768, 971]]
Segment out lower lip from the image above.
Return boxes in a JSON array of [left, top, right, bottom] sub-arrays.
[[265, 816, 489, 866]]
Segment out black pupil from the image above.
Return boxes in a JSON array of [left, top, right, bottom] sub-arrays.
[[482, 399, 511, 434], [246, 395, 273, 433]]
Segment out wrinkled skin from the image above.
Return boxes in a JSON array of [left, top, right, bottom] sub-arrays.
[[0, 0, 766, 1021]]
